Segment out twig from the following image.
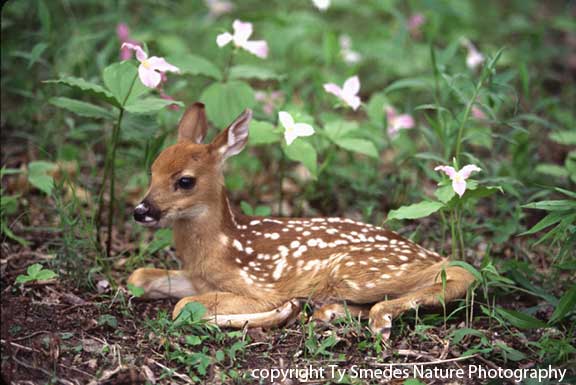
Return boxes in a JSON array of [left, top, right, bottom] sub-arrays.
[[151, 359, 193, 384], [87, 365, 124, 385], [367, 353, 477, 366], [11, 355, 76, 385]]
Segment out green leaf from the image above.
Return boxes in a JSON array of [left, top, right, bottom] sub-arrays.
[[448, 261, 482, 282], [387, 201, 444, 221], [15, 275, 34, 284], [550, 130, 576, 145], [124, 98, 183, 114], [435, 184, 456, 203], [127, 283, 145, 297], [166, 53, 222, 80], [27, 263, 43, 276], [28, 161, 57, 195], [240, 201, 254, 215], [44, 76, 117, 106], [549, 285, 576, 324], [185, 335, 203, 346], [462, 185, 503, 200], [200, 81, 255, 128], [519, 211, 564, 236], [449, 328, 487, 345], [254, 206, 271, 216], [98, 314, 118, 328], [283, 139, 317, 178], [35, 269, 58, 281], [28, 42, 48, 69], [332, 137, 378, 158], [103, 61, 150, 106], [50, 97, 114, 119], [494, 307, 548, 329], [249, 120, 281, 145], [229, 65, 283, 81], [522, 200, 576, 211], [535, 164, 569, 178], [175, 302, 207, 325], [324, 120, 359, 141]]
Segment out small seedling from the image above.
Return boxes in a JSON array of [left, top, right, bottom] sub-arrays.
[[15, 263, 58, 284]]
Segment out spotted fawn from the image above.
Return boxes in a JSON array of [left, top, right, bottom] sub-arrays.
[[128, 103, 475, 336]]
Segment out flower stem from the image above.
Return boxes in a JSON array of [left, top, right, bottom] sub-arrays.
[[454, 77, 484, 163], [222, 49, 236, 82]]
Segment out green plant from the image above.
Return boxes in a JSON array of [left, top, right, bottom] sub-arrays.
[[15, 263, 58, 284]]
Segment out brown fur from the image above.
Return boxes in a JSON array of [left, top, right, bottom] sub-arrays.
[[128, 104, 476, 334]]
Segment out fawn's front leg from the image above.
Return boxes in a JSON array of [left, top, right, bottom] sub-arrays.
[[127, 268, 200, 298], [173, 292, 301, 328]]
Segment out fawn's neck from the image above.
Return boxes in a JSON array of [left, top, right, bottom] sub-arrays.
[[172, 189, 244, 269]]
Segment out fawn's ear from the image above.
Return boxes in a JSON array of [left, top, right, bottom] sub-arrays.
[[211, 109, 252, 160], [177, 102, 208, 143]]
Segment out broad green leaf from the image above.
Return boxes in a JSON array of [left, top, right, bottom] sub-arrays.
[[324, 120, 359, 141], [240, 201, 254, 215], [535, 164, 569, 178], [127, 284, 145, 297], [550, 130, 576, 145], [124, 98, 183, 114], [549, 285, 576, 324], [449, 328, 487, 345], [28, 161, 57, 195], [522, 200, 576, 211], [283, 139, 317, 178], [103, 61, 150, 106], [200, 81, 255, 128], [435, 184, 456, 203], [366, 93, 387, 128], [385, 77, 431, 93], [556, 187, 576, 199], [462, 185, 503, 200], [27, 263, 43, 277], [167, 54, 222, 80], [494, 307, 548, 329], [175, 302, 207, 325], [387, 201, 444, 221], [44, 76, 117, 106], [249, 120, 281, 145], [333, 137, 378, 158], [229, 65, 283, 81], [28, 42, 48, 69], [35, 269, 58, 281], [185, 335, 203, 346], [50, 97, 114, 119]]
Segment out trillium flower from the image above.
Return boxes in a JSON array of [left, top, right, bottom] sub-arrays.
[[407, 13, 425, 39], [216, 20, 269, 59], [279, 111, 314, 146], [323, 76, 361, 110], [204, 0, 233, 18], [385, 106, 415, 137], [339, 35, 362, 65], [117, 23, 140, 61], [462, 38, 484, 70], [121, 43, 179, 88], [434, 164, 481, 197], [255, 90, 283, 116], [312, 0, 330, 11]]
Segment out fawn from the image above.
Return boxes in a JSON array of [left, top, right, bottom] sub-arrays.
[[128, 102, 475, 337]]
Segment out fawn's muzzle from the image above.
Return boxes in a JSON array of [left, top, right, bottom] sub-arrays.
[[133, 199, 161, 225]]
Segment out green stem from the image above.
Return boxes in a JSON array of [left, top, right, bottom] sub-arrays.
[[222, 49, 236, 82], [278, 150, 285, 216], [454, 78, 484, 163], [450, 209, 457, 259], [457, 206, 465, 259]]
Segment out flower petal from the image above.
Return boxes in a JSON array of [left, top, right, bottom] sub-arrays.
[[293, 123, 314, 137], [434, 165, 457, 179], [393, 114, 415, 130], [284, 130, 298, 146], [452, 179, 466, 197], [233, 20, 253, 43], [278, 111, 294, 129], [346, 95, 361, 110], [323, 83, 342, 98], [217, 32, 233, 47], [122, 43, 147, 62], [242, 40, 268, 58], [342, 76, 360, 97], [459, 164, 482, 179], [138, 65, 162, 88], [146, 56, 180, 73]]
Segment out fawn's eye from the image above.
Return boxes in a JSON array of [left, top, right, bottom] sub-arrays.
[[176, 176, 196, 190]]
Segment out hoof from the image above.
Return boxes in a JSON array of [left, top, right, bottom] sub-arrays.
[[369, 313, 392, 341]]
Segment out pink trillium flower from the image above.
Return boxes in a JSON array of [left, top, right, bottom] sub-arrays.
[[216, 20, 268, 59], [255, 90, 283, 116], [471, 106, 487, 120], [434, 164, 481, 197], [204, 0, 233, 18], [117, 23, 140, 61], [339, 35, 362, 65], [385, 106, 415, 137], [323, 76, 361, 110], [407, 13, 425, 38], [462, 38, 484, 70], [279, 111, 315, 146], [121, 43, 179, 89]]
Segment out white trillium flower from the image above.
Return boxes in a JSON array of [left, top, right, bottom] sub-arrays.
[[434, 164, 482, 197], [216, 20, 268, 59], [312, 0, 330, 11], [323, 76, 361, 110], [278, 111, 315, 146]]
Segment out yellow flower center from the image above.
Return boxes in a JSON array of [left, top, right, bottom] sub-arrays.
[[454, 174, 463, 183], [142, 59, 152, 69]]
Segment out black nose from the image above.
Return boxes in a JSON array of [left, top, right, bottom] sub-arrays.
[[134, 199, 161, 224]]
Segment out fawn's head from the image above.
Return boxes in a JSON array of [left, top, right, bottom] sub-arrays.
[[134, 103, 252, 227]]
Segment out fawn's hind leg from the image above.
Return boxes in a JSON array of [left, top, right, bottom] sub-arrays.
[[369, 266, 475, 336], [312, 303, 371, 322], [173, 292, 300, 328], [127, 268, 199, 298]]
